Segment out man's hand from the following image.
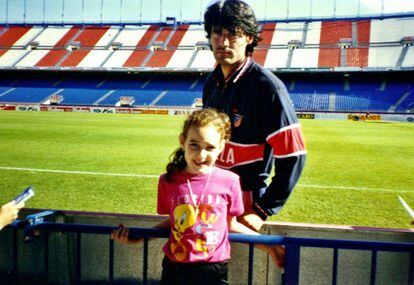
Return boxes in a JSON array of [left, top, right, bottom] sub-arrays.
[[238, 210, 264, 232]]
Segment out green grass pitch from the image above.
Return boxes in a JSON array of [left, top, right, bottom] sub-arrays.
[[0, 111, 413, 229]]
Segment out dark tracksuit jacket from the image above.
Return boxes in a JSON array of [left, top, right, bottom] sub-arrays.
[[203, 57, 306, 219]]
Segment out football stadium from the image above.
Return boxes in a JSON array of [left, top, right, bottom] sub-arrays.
[[0, 0, 413, 284]]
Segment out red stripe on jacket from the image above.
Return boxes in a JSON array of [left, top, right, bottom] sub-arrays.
[[267, 123, 306, 158], [216, 142, 264, 169]]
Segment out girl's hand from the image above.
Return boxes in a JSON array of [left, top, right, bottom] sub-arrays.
[[110, 225, 142, 244], [0, 201, 25, 230]]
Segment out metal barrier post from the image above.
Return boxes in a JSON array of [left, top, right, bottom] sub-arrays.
[[284, 244, 300, 285], [44, 232, 49, 284], [109, 239, 114, 284], [12, 228, 18, 285], [332, 248, 338, 285], [370, 250, 377, 285], [248, 243, 254, 285], [75, 232, 81, 284], [409, 251, 414, 285], [143, 238, 149, 285]]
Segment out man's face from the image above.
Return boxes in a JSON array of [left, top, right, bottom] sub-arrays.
[[210, 26, 253, 67]]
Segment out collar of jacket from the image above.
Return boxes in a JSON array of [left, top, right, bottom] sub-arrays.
[[213, 57, 253, 87]]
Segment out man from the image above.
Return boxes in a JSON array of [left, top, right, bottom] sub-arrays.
[[203, 0, 306, 243]]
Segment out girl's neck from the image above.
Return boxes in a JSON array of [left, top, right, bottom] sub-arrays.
[[184, 166, 215, 177]]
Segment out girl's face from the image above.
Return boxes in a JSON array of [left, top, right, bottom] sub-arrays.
[[180, 124, 225, 175]]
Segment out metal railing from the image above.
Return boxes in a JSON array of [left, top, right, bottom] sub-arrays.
[[8, 210, 414, 285]]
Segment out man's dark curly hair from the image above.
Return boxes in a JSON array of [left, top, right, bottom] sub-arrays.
[[204, 0, 261, 56]]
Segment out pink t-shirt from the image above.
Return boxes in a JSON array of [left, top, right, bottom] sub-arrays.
[[157, 166, 244, 263]]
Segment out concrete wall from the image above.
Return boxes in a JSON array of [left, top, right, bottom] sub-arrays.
[[0, 209, 413, 285]]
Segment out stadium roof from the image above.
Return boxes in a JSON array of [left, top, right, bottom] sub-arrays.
[[1, 0, 414, 25]]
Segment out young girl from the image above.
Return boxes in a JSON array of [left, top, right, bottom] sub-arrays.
[[112, 109, 282, 284]]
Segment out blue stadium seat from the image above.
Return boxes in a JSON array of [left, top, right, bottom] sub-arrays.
[[0, 87, 57, 103], [155, 91, 201, 106]]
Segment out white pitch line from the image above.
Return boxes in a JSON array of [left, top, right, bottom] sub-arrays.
[[0, 166, 158, 178], [0, 166, 412, 193], [398, 195, 414, 220], [299, 184, 413, 193]]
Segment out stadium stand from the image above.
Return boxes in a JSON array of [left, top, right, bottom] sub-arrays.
[[0, 17, 413, 112]]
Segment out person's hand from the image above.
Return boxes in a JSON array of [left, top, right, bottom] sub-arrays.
[[0, 201, 25, 230], [239, 208, 264, 232], [110, 225, 142, 244], [269, 245, 285, 269]]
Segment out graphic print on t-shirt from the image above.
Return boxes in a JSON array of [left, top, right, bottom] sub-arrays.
[[170, 202, 220, 261]]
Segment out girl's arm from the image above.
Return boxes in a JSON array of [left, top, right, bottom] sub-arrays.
[[111, 218, 170, 244]]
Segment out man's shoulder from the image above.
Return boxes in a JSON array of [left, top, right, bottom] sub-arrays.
[[203, 72, 215, 90], [247, 61, 285, 89]]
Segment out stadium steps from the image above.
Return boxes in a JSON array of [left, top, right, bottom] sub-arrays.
[[144, 25, 162, 49], [301, 22, 308, 46], [396, 45, 409, 67], [60, 50, 90, 67], [388, 91, 410, 112], [158, 26, 176, 48], [99, 49, 117, 67], [22, 27, 45, 50], [189, 78, 200, 90], [286, 48, 294, 68], [289, 79, 296, 91], [380, 79, 386, 91], [340, 47, 347, 67], [169, 25, 189, 47], [141, 50, 155, 67], [186, 49, 199, 68], [0, 26, 8, 37], [149, 90, 167, 106], [104, 26, 124, 50], [96, 77, 109, 88], [10, 50, 31, 67], [61, 26, 84, 49], [329, 93, 336, 111], [141, 77, 151, 89], [352, 21, 358, 46], [36, 50, 69, 67], [0, 88, 16, 99], [93, 90, 115, 105], [55, 50, 73, 67]]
